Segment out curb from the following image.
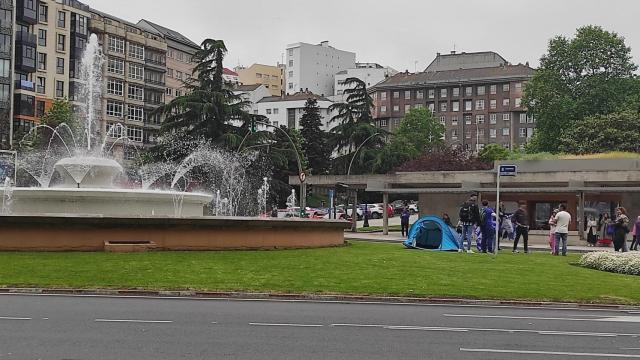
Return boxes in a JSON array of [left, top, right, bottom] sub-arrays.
[[0, 287, 637, 310]]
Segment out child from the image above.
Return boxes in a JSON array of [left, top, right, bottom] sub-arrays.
[[548, 209, 558, 255]]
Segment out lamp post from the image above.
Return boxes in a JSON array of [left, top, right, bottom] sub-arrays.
[[347, 132, 381, 232]]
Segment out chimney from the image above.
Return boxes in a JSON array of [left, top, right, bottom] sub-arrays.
[[450, 50, 456, 54], [436, 52, 441, 56], [525, 61, 530, 67], [405, 70, 409, 75], [320, 41, 329, 47]]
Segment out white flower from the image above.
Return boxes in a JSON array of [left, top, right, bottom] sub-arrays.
[[580, 252, 640, 276]]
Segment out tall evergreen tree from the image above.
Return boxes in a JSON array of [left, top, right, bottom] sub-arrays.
[[300, 98, 331, 174]]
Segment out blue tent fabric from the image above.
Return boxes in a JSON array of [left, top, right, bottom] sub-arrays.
[[403, 215, 461, 251]]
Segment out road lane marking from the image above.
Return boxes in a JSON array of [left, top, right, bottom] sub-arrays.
[[386, 325, 468, 332], [95, 319, 173, 323], [460, 348, 640, 358], [249, 322, 323, 327], [0, 316, 31, 320], [597, 316, 640, 323], [443, 314, 606, 322], [331, 324, 386, 328]]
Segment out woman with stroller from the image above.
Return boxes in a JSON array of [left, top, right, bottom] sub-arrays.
[[613, 207, 630, 252]]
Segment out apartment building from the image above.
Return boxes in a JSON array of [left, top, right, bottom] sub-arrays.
[[334, 62, 397, 97], [137, 19, 199, 106], [12, 0, 37, 142], [371, 51, 535, 151], [255, 91, 334, 131], [222, 67, 239, 85], [236, 63, 284, 96], [285, 41, 355, 97], [0, 0, 13, 149], [88, 10, 167, 154]]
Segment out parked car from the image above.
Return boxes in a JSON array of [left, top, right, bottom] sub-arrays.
[[343, 205, 363, 220], [408, 203, 419, 214], [359, 204, 385, 219]]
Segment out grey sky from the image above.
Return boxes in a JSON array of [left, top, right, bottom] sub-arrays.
[[87, 0, 639, 71]]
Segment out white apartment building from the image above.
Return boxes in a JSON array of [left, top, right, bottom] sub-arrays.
[[255, 92, 335, 131], [334, 63, 397, 96], [285, 41, 355, 97], [233, 84, 271, 112]]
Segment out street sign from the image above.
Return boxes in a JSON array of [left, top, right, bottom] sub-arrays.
[[498, 165, 518, 177], [328, 189, 335, 199], [299, 172, 306, 183]]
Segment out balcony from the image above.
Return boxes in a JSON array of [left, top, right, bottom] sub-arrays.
[[144, 78, 165, 89], [144, 58, 166, 71], [16, 0, 37, 24], [15, 31, 36, 47], [14, 79, 35, 92], [144, 97, 164, 106]]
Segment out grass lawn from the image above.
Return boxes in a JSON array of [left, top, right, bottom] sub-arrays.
[[356, 225, 403, 233], [0, 241, 638, 304]]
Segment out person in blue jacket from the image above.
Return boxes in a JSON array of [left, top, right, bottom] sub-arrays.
[[480, 200, 497, 253], [400, 208, 411, 237]]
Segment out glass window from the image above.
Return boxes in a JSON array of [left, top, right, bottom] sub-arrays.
[[451, 115, 458, 126], [380, 92, 387, 101], [56, 57, 64, 74], [57, 34, 66, 51], [39, 4, 48, 22], [393, 91, 399, 99], [476, 114, 485, 124], [490, 113, 497, 124], [452, 88, 459, 97], [440, 102, 447, 112], [128, 63, 144, 80], [464, 100, 472, 111], [503, 113, 511, 121], [465, 87, 472, 96], [452, 101, 459, 112], [380, 106, 386, 113], [490, 129, 497, 138], [128, 43, 144, 60], [519, 113, 527, 124], [127, 105, 144, 122], [0, 59, 9, 77], [108, 36, 125, 54], [107, 79, 123, 96], [475, 99, 485, 110], [128, 84, 143, 101], [490, 85, 497, 95], [428, 89, 435, 99], [106, 100, 124, 117], [464, 115, 472, 125], [502, 128, 510, 136], [477, 86, 485, 96], [37, 52, 46, 70], [416, 90, 424, 99], [503, 83, 510, 92], [107, 58, 124, 75], [404, 104, 411, 113], [404, 91, 410, 100], [38, 29, 46, 46], [503, 98, 510, 107], [57, 11, 66, 28], [127, 126, 143, 142], [440, 88, 447, 98], [515, 98, 522, 108], [55, 80, 64, 98], [36, 77, 45, 94], [393, 105, 399, 112]]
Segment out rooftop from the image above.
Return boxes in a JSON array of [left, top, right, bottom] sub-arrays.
[[137, 19, 200, 49], [234, 84, 263, 92], [223, 68, 238, 76], [425, 51, 508, 72], [258, 91, 332, 103]]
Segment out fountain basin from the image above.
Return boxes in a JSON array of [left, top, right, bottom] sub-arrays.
[[7, 188, 212, 217], [54, 157, 124, 188]]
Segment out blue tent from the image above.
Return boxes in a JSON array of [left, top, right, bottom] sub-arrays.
[[403, 216, 461, 251]]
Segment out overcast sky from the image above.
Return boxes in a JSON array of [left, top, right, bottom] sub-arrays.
[[87, 0, 639, 72]]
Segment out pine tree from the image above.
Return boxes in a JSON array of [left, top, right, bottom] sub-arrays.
[[300, 98, 330, 174]]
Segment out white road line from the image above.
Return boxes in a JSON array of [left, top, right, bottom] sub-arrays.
[[386, 325, 468, 332], [460, 348, 640, 358], [331, 324, 386, 328], [443, 313, 605, 322], [0, 316, 31, 320], [94, 319, 173, 323], [249, 322, 323, 327]]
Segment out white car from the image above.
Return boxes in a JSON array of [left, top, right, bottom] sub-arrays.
[[408, 203, 419, 214], [360, 204, 385, 219]]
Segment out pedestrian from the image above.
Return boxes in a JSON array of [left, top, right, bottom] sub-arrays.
[[600, 212, 612, 244], [586, 215, 598, 247], [554, 204, 572, 256], [442, 213, 453, 228], [613, 207, 630, 252], [497, 202, 506, 251], [630, 216, 640, 251], [400, 208, 410, 237], [512, 203, 530, 254], [480, 200, 496, 253], [458, 194, 481, 253], [548, 209, 558, 255]]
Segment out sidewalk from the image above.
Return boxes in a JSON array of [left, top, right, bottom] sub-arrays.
[[345, 231, 618, 254]]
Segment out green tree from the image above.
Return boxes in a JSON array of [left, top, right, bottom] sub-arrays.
[[524, 25, 639, 152], [558, 111, 640, 154], [395, 108, 444, 151], [478, 143, 511, 163], [19, 99, 77, 150], [299, 98, 331, 175]]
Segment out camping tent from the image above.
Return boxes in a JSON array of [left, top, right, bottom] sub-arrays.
[[403, 215, 460, 251]]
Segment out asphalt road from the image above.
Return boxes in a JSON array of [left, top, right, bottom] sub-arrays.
[[0, 294, 639, 359]]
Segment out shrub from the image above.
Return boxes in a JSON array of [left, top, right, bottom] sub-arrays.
[[580, 252, 640, 276]]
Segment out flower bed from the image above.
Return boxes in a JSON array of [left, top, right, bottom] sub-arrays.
[[580, 252, 640, 276]]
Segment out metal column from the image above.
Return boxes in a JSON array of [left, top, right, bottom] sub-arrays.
[[383, 192, 389, 235]]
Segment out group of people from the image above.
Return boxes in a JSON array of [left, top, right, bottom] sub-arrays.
[[455, 194, 498, 254], [583, 208, 639, 252]]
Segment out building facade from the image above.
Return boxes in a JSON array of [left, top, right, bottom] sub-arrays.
[[334, 63, 397, 96], [236, 63, 284, 97], [222, 67, 239, 86], [371, 52, 535, 151], [285, 41, 355, 97], [0, 0, 13, 149], [255, 91, 334, 131]]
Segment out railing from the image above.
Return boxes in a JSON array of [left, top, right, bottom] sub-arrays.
[[15, 31, 36, 46], [14, 79, 35, 91], [144, 78, 165, 87], [144, 98, 164, 106], [145, 58, 166, 67]]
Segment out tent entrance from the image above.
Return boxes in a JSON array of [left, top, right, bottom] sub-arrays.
[[415, 222, 443, 249]]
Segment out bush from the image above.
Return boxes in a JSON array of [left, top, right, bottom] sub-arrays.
[[580, 252, 640, 276]]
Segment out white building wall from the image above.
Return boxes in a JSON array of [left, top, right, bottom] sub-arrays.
[[255, 99, 337, 131], [334, 67, 397, 95], [285, 42, 356, 97]]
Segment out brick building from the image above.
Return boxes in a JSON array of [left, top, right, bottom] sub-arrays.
[[370, 51, 535, 151]]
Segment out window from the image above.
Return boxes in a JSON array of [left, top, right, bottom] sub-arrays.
[[515, 82, 522, 91], [57, 34, 66, 51], [166, 88, 173, 96], [477, 86, 485, 96], [175, 90, 182, 97], [503, 98, 510, 107], [451, 130, 458, 139], [39, 3, 48, 22], [476, 114, 485, 124], [266, 109, 272, 115], [428, 89, 435, 99], [337, 90, 343, 95], [428, 103, 435, 112], [57, 11, 66, 28], [490, 113, 497, 124], [37, 52, 46, 70], [0, 59, 8, 78], [515, 98, 522, 108], [288, 60, 293, 67], [107, 58, 124, 75], [451, 115, 458, 126], [380, 92, 387, 101], [414, 104, 423, 109], [106, 101, 124, 117], [393, 105, 399, 112], [440, 116, 446, 124], [36, 100, 45, 117], [127, 105, 144, 122], [176, 71, 183, 80], [452, 101, 459, 112], [503, 113, 511, 121], [393, 91, 399, 99], [380, 119, 388, 127], [108, 36, 124, 54], [440, 88, 447, 98], [404, 91, 410, 100], [519, 113, 527, 124], [127, 126, 143, 142], [380, 106, 387, 113], [490, 99, 497, 110], [416, 90, 424, 99], [128, 43, 144, 60], [272, 121, 278, 128], [490, 129, 497, 138], [107, 79, 123, 96], [76, 15, 87, 35], [440, 102, 447, 112], [0, 34, 9, 53], [55, 80, 64, 98], [464, 115, 472, 125], [129, 63, 144, 80], [288, 49, 293, 56], [464, 100, 472, 111], [273, 108, 279, 114], [56, 57, 64, 74], [36, 77, 45, 94], [478, 128, 485, 136], [176, 52, 183, 61], [519, 128, 527, 138], [502, 128, 510, 136], [404, 104, 411, 113], [38, 29, 46, 46], [503, 83, 510, 92], [527, 114, 535, 123], [465, 131, 472, 139], [475, 99, 485, 110], [452, 88, 460, 97], [167, 68, 173, 78], [0, 83, 9, 101], [465, 87, 472, 96], [490, 85, 497, 95], [127, 84, 143, 101]]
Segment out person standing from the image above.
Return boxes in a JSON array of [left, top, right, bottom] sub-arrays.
[[458, 194, 480, 253], [600, 212, 612, 243], [400, 208, 411, 238], [497, 202, 506, 251], [630, 216, 640, 251], [512, 203, 530, 253], [480, 200, 496, 253], [554, 204, 572, 256], [548, 209, 559, 254], [442, 213, 453, 228], [586, 215, 598, 247], [613, 207, 630, 252]]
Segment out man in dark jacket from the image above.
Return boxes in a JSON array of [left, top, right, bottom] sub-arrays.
[[512, 203, 530, 253], [458, 194, 480, 253]]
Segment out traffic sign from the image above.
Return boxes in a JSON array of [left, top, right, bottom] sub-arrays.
[[299, 172, 306, 183], [498, 165, 518, 177], [328, 189, 335, 199]]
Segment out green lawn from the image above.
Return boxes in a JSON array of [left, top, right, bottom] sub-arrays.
[[356, 225, 403, 233], [0, 242, 638, 304]]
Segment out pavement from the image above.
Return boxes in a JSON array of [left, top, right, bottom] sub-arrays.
[[0, 294, 639, 359]]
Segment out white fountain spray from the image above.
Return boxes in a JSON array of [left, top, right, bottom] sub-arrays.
[[77, 34, 104, 152]]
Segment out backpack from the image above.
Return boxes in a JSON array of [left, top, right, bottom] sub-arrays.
[[459, 204, 472, 222], [479, 207, 486, 225]]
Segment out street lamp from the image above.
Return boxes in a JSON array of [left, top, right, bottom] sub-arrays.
[[347, 132, 381, 232]]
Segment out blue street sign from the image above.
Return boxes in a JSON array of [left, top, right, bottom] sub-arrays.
[[499, 165, 518, 176], [328, 189, 335, 198]]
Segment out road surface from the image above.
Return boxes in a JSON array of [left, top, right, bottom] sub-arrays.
[[0, 294, 639, 359]]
